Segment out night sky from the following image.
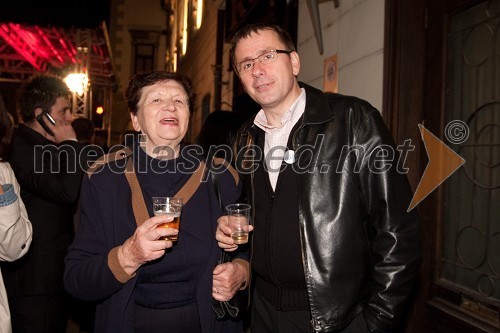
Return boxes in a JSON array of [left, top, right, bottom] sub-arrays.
[[0, 0, 110, 28]]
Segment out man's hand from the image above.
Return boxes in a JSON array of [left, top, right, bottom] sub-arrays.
[[117, 215, 178, 275], [42, 116, 77, 143], [216, 215, 253, 251]]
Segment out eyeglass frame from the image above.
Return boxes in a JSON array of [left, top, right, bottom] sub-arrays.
[[235, 49, 294, 75]]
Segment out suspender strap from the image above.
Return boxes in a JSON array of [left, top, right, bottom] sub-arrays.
[[174, 161, 207, 205], [124, 158, 150, 227], [86, 147, 132, 177]]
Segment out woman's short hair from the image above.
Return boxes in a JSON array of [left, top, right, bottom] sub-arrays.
[[125, 71, 195, 115]]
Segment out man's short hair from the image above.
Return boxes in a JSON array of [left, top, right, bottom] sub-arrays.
[[72, 117, 95, 143], [17, 75, 70, 123], [230, 24, 296, 71]]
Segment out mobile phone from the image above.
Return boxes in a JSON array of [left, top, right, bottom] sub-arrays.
[[36, 111, 56, 136]]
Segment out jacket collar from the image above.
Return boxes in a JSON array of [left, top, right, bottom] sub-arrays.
[[243, 82, 335, 137], [16, 123, 52, 145], [298, 82, 335, 125]]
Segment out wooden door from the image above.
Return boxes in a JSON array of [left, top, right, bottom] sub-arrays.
[[385, 0, 500, 332]]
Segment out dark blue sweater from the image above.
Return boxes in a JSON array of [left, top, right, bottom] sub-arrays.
[[64, 145, 245, 333]]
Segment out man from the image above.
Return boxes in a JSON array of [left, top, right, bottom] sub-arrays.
[[3, 75, 89, 332], [216, 24, 420, 333]]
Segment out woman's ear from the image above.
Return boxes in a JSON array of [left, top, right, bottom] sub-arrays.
[[130, 112, 141, 132]]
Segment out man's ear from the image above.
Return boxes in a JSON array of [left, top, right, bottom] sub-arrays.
[[291, 51, 301, 77], [130, 112, 141, 132], [34, 107, 44, 118]]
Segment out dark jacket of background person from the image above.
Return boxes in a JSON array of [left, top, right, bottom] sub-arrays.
[[72, 117, 104, 170], [196, 110, 247, 158], [64, 146, 244, 333], [3, 124, 89, 296], [234, 83, 420, 333]]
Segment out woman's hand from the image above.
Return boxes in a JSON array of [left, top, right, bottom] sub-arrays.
[[216, 215, 253, 252], [117, 215, 178, 275], [212, 259, 249, 302]]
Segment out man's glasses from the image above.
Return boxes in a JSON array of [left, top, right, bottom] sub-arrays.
[[236, 49, 293, 74]]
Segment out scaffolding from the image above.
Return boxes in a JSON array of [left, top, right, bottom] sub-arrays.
[[0, 21, 115, 127]]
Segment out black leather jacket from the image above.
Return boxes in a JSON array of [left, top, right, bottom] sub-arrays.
[[235, 83, 420, 333]]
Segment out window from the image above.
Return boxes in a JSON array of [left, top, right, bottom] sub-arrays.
[[134, 43, 155, 73], [129, 30, 161, 74]]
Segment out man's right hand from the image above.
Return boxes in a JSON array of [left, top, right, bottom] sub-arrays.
[[42, 116, 77, 143], [216, 215, 253, 251]]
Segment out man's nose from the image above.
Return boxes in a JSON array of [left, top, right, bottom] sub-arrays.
[[251, 60, 265, 77]]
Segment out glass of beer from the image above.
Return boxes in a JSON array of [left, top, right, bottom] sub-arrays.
[[153, 197, 183, 241], [226, 203, 251, 244]]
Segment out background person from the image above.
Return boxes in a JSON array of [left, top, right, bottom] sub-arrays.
[[196, 110, 247, 158], [216, 23, 420, 333], [64, 71, 249, 333], [72, 117, 104, 168], [119, 129, 141, 149], [3, 75, 90, 333], [0, 94, 33, 333], [93, 129, 109, 154], [71, 117, 95, 145]]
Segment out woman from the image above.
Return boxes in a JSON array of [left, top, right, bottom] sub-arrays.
[[64, 71, 249, 333], [0, 94, 33, 333]]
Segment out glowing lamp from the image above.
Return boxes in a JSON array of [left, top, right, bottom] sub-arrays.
[[196, 0, 203, 29], [96, 106, 104, 115], [64, 73, 88, 96]]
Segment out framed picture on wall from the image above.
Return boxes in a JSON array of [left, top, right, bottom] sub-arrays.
[[323, 54, 338, 93]]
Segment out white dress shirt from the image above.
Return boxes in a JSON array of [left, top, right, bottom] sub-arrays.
[[253, 88, 306, 190]]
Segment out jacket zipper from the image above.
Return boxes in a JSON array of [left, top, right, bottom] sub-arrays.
[[293, 123, 321, 328], [246, 130, 255, 309]]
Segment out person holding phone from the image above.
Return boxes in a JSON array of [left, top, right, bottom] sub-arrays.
[[3, 75, 91, 333]]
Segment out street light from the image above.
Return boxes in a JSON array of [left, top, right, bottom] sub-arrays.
[[64, 73, 88, 96]]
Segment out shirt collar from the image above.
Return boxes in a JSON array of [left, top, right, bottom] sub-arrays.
[[254, 88, 306, 132]]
